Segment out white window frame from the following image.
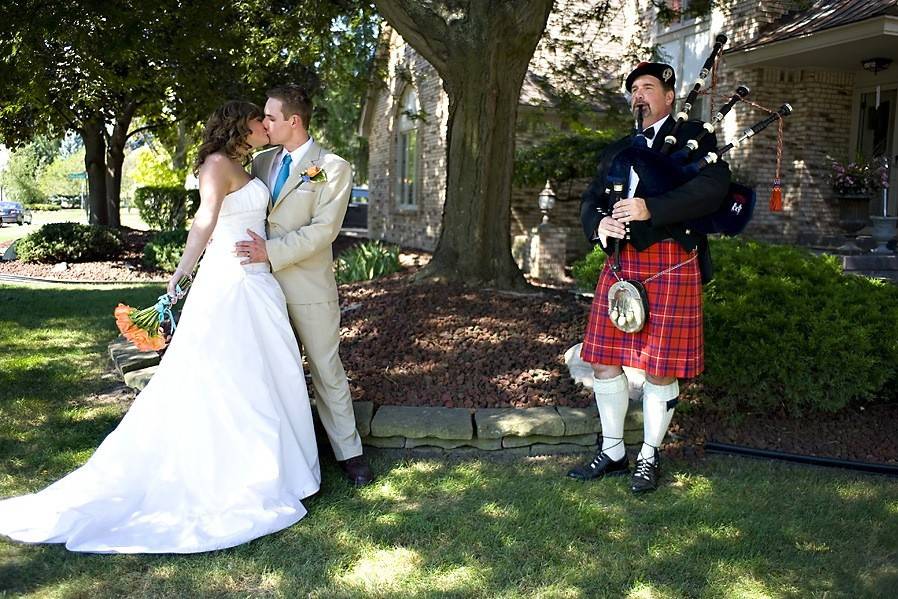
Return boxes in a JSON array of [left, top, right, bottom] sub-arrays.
[[394, 85, 420, 209]]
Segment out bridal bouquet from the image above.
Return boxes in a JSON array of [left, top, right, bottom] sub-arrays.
[[114, 274, 192, 352]]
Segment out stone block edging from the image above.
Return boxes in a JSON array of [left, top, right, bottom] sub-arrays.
[[110, 336, 644, 455]]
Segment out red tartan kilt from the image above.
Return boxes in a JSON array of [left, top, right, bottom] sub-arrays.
[[581, 239, 704, 378]]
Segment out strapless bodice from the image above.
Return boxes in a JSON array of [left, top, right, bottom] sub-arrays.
[[205, 178, 271, 274]]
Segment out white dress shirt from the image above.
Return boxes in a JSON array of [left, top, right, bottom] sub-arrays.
[[627, 114, 670, 199], [268, 137, 314, 191]]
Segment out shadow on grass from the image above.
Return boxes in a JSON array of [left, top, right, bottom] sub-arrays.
[[5, 454, 896, 598]]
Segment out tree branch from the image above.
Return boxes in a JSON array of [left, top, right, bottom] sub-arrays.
[[372, 0, 454, 73], [125, 122, 164, 141]]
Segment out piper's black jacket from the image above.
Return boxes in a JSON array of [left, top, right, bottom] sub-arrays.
[[580, 117, 730, 281]]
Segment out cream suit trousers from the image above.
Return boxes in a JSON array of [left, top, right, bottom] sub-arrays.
[[286, 301, 362, 461]]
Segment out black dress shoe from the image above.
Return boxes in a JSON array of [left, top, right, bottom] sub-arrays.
[[567, 450, 629, 481], [339, 455, 374, 486], [630, 450, 661, 494]]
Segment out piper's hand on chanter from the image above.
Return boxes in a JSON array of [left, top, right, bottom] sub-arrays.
[[612, 197, 651, 223], [595, 216, 627, 247]]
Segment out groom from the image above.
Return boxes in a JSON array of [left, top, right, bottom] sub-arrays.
[[236, 84, 373, 486]]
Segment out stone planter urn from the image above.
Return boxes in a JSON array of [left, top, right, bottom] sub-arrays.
[[834, 192, 872, 254], [870, 216, 897, 254]]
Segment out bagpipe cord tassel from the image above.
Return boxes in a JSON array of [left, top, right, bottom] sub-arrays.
[[769, 111, 784, 212], [739, 98, 786, 212]]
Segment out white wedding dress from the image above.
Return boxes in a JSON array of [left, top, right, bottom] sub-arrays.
[[0, 178, 320, 553]]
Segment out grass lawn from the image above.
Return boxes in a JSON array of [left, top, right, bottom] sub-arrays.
[[0, 208, 149, 245], [1, 282, 897, 598]]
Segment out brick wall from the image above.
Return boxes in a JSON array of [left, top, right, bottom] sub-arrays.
[[717, 66, 854, 245], [366, 29, 447, 251]]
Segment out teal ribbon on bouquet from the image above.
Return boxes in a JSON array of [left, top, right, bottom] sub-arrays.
[[153, 284, 184, 334]]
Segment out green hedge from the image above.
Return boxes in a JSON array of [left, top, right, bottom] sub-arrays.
[[134, 186, 200, 230], [571, 238, 898, 414], [28, 203, 61, 212], [571, 246, 607, 291], [335, 241, 401, 284], [143, 229, 188, 271], [16, 222, 122, 263]]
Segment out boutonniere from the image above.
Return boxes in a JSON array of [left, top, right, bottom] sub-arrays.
[[300, 164, 327, 184]]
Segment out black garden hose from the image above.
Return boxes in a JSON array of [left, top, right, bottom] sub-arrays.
[[704, 441, 898, 476]]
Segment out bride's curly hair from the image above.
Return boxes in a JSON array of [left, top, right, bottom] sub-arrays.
[[193, 101, 264, 174]]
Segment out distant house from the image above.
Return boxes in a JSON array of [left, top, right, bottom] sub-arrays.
[[360, 0, 898, 254]]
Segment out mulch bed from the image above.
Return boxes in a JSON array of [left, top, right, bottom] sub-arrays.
[[5, 230, 896, 464], [339, 273, 594, 409]]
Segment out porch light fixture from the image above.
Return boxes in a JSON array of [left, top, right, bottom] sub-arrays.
[[861, 57, 892, 74]]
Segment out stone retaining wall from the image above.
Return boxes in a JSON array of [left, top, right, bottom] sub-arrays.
[[110, 337, 646, 455]]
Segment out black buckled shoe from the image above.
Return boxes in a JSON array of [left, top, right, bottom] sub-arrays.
[[567, 450, 629, 481], [630, 449, 661, 494]]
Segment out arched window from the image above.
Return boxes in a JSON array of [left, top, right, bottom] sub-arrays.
[[395, 86, 419, 207]]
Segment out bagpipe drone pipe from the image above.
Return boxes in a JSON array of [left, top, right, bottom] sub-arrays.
[[608, 34, 792, 237]]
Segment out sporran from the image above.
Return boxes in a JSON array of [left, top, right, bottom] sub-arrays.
[[607, 277, 649, 333]]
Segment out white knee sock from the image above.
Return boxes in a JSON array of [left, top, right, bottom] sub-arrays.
[[594, 373, 629, 461], [640, 380, 679, 463]]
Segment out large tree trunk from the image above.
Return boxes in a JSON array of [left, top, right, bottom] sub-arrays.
[[373, 0, 553, 288], [432, 65, 527, 287], [81, 116, 108, 226], [105, 104, 137, 229]]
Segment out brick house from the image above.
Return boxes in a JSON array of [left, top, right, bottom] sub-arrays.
[[359, 0, 898, 255]]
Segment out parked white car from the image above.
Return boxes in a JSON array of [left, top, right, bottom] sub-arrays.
[[0, 202, 32, 226]]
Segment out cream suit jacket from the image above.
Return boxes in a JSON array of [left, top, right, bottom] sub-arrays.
[[252, 141, 353, 305]]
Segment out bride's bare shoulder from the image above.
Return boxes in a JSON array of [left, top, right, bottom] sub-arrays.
[[198, 153, 245, 189]]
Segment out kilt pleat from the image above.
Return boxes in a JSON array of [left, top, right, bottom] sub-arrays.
[[580, 239, 703, 378]]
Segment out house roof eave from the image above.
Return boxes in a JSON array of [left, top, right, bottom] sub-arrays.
[[725, 15, 898, 70]]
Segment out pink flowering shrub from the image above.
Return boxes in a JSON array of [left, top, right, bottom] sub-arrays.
[[830, 157, 889, 195]]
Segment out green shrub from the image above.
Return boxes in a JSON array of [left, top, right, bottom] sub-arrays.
[[700, 238, 898, 415], [27, 203, 61, 211], [571, 237, 898, 414], [335, 240, 401, 284], [16, 222, 122, 263], [571, 245, 608, 290], [143, 229, 189, 271], [134, 186, 200, 230], [514, 126, 625, 186]]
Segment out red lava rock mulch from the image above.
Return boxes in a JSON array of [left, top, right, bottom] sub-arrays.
[[339, 272, 594, 410]]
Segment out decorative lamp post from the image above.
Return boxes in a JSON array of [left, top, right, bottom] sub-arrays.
[[537, 180, 556, 225]]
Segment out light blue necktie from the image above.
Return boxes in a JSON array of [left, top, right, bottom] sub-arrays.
[[271, 154, 293, 203]]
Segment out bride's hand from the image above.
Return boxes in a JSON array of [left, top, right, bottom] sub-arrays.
[[167, 270, 185, 303]]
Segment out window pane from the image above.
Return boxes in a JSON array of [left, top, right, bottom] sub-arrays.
[[405, 129, 417, 205], [396, 133, 408, 202]]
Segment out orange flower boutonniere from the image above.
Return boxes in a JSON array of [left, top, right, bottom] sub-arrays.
[[300, 164, 327, 184]]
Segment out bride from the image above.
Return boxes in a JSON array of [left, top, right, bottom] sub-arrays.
[[0, 101, 320, 553]]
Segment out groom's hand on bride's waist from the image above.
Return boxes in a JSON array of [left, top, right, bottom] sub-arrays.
[[235, 230, 269, 265]]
